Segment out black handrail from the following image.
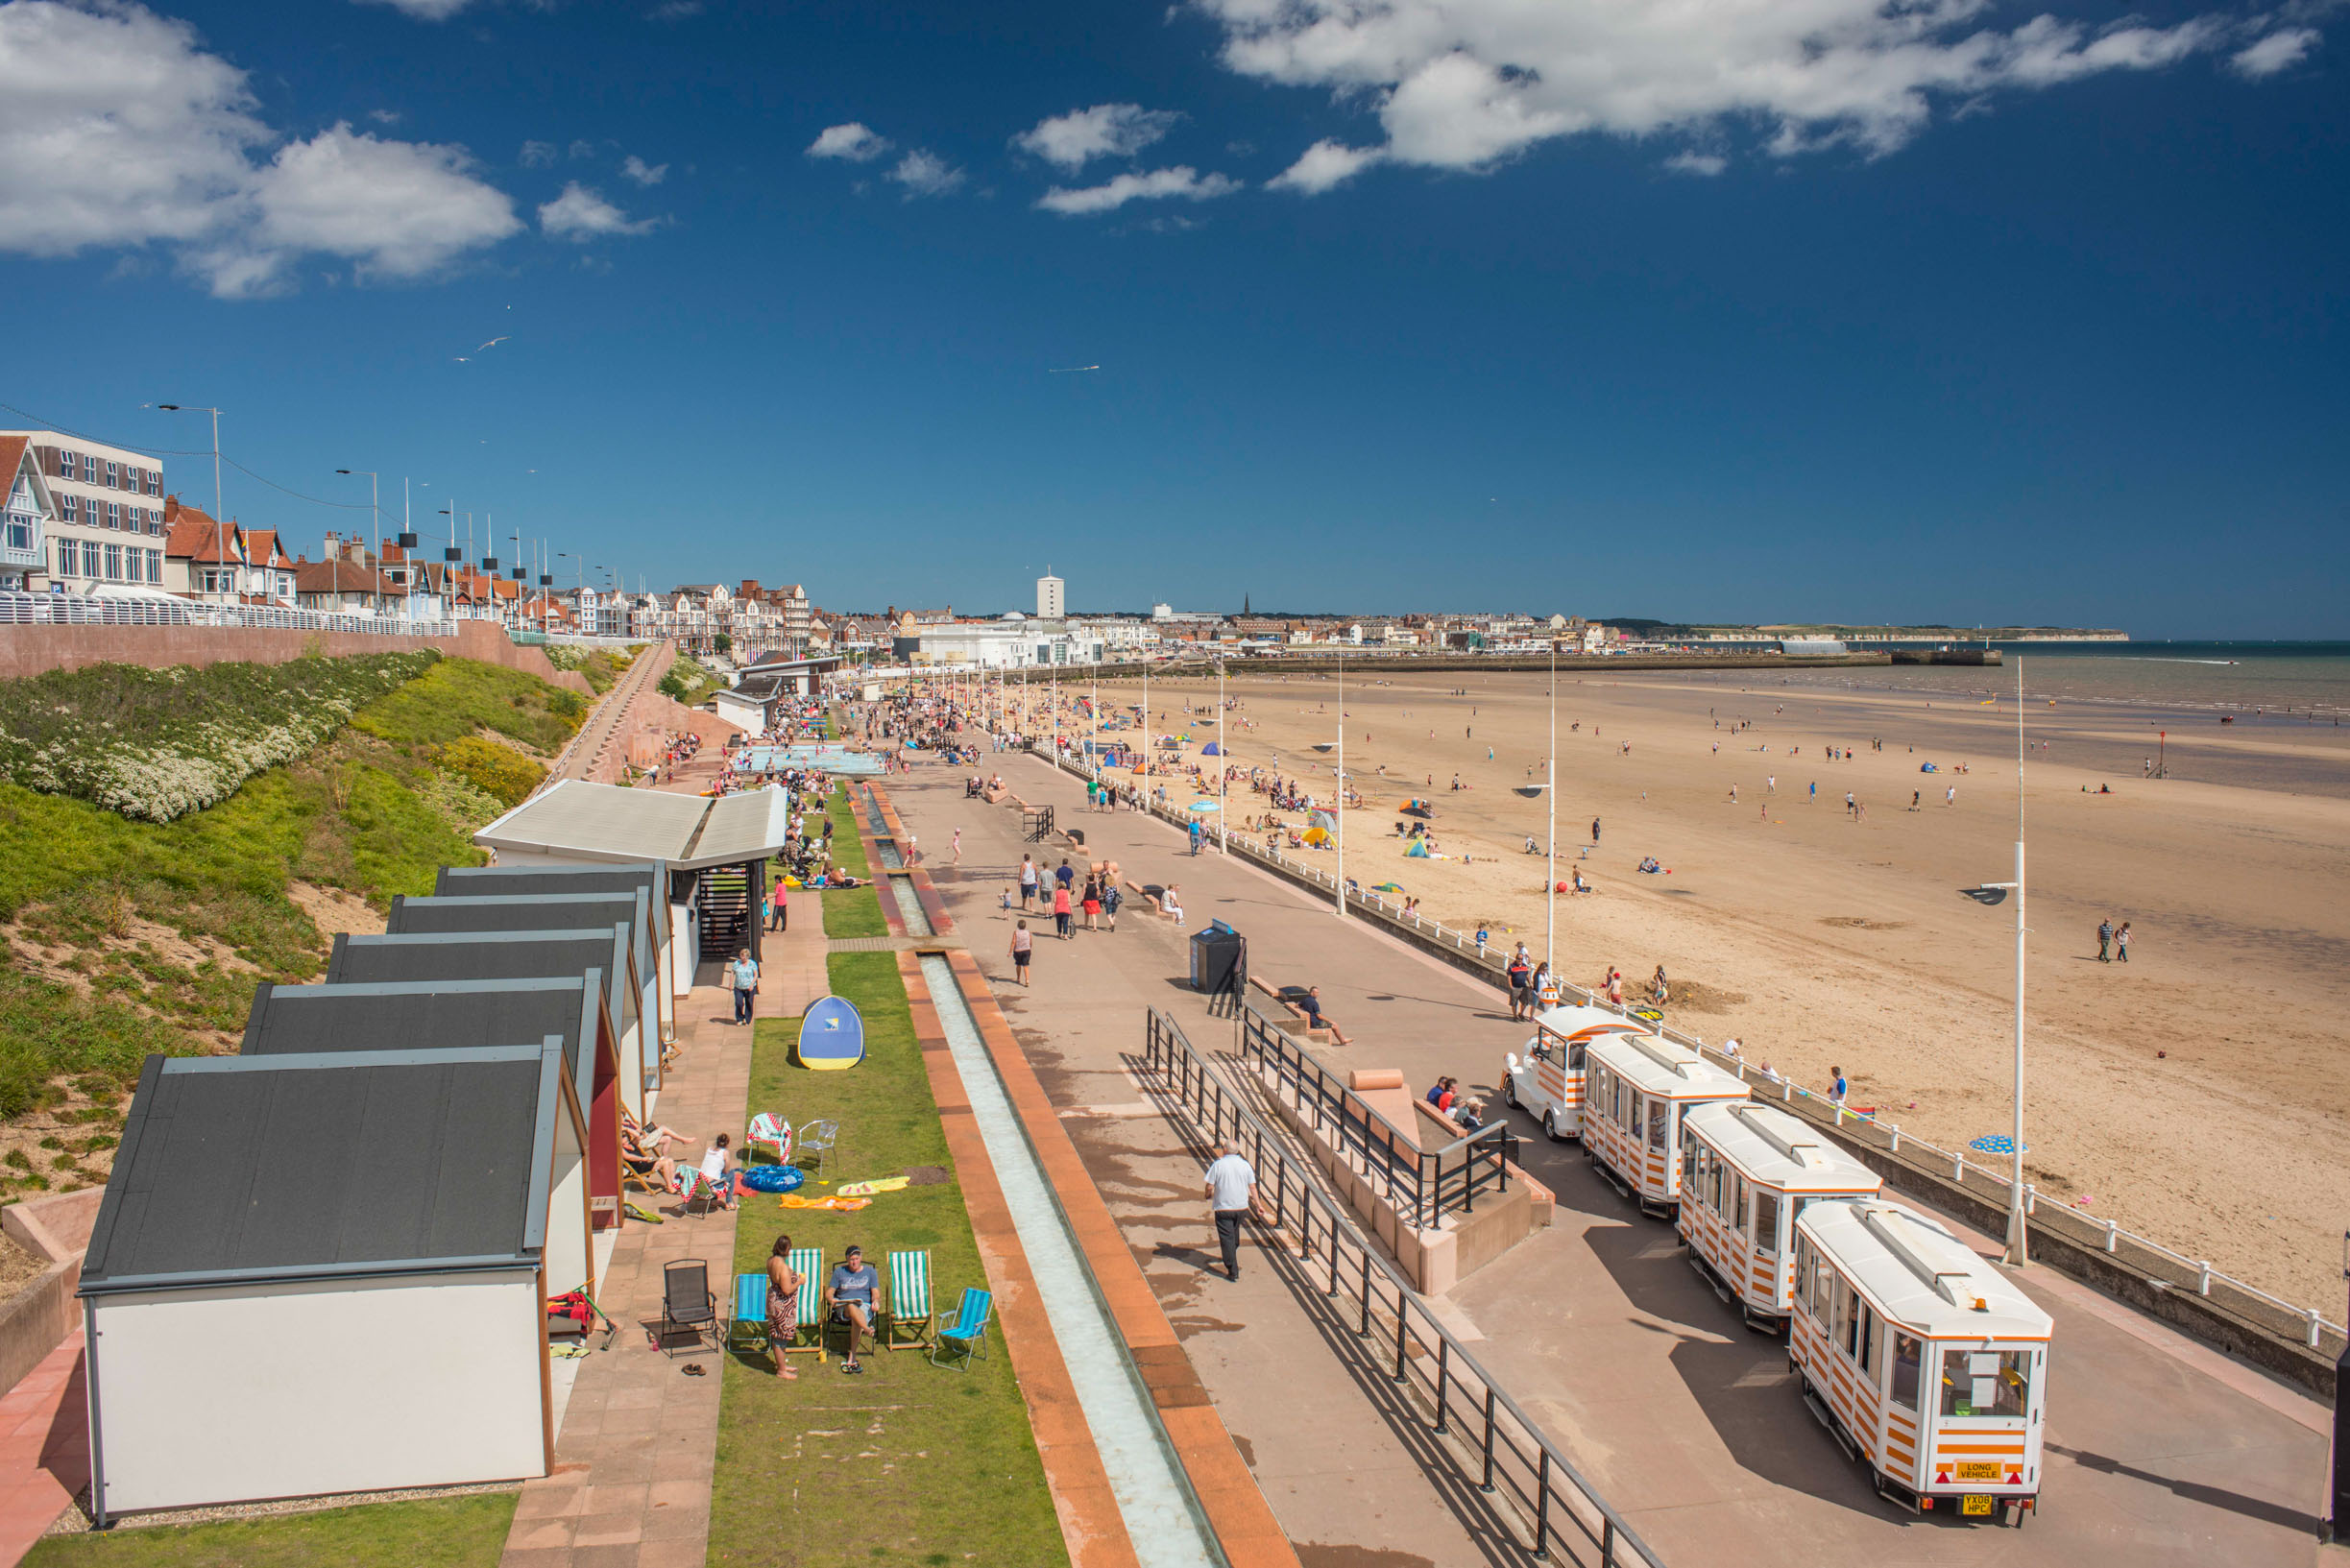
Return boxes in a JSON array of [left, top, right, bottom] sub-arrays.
[[1144, 1007, 1662, 1568]]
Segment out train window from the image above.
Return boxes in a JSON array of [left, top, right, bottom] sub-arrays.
[[1856, 1305, 1877, 1375], [1566, 1040, 1587, 1071], [1794, 1241, 1812, 1307], [1812, 1253, 1834, 1321], [1941, 1349, 2030, 1418], [1755, 1191, 1781, 1254], [1648, 1097, 1667, 1151], [1890, 1334, 1922, 1411], [1839, 1288, 1860, 1358], [1683, 1140, 1699, 1190]]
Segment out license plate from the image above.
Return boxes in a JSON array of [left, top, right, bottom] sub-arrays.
[[1960, 1494, 1995, 1516], [1955, 1462, 2002, 1482]]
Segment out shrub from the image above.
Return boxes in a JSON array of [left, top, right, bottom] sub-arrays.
[[351, 658, 588, 754], [0, 654, 437, 823], [431, 736, 544, 808]]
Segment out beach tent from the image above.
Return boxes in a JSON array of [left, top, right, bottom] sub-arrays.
[[1188, 799, 1221, 812], [388, 892, 661, 1110], [1405, 839, 1431, 857], [1309, 809, 1338, 834], [1201, 741, 1223, 756], [437, 861, 678, 1047], [80, 1039, 575, 1520], [1399, 799, 1433, 817], [242, 976, 620, 1247], [1302, 826, 1332, 847]]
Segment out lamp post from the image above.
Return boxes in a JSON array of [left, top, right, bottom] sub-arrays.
[[1217, 657, 1228, 855], [1335, 648, 1345, 920], [157, 405, 224, 603], [1548, 642, 1558, 970], [1960, 657, 2030, 1266], [334, 470, 378, 615]]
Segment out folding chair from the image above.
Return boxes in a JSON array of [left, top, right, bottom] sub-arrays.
[[883, 1249, 934, 1353], [728, 1272, 769, 1358], [681, 1167, 730, 1218], [928, 1287, 993, 1371], [779, 1247, 827, 1363], [746, 1112, 791, 1165], [793, 1119, 840, 1178], [657, 1260, 717, 1357]]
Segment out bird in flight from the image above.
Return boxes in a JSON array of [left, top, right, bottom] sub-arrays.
[[477, 336, 511, 351], [1048, 365, 1100, 374], [453, 356, 470, 363]]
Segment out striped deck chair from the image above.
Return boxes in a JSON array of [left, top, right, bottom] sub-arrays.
[[883, 1249, 934, 1353], [746, 1113, 790, 1165], [780, 1247, 827, 1362], [928, 1288, 993, 1371]]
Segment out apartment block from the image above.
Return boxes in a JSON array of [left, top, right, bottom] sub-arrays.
[[0, 431, 168, 591]]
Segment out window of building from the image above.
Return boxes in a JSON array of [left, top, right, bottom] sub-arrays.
[[146, 470, 161, 496], [107, 500, 121, 530], [82, 541, 104, 579], [145, 548, 162, 584], [105, 460, 119, 489], [81, 453, 97, 483], [105, 543, 124, 580], [59, 494, 77, 524], [6, 510, 30, 553]]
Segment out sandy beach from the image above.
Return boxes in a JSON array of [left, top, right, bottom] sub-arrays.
[[1002, 665, 2350, 1313]]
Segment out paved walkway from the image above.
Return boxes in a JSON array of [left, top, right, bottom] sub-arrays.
[[0, 1332, 85, 1564], [545, 641, 676, 787], [497, 871, 824, 1566], [888, 750, 2337, 1568]]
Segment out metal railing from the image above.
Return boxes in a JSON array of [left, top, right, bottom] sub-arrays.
[[1143, 1007, 1663, 1568], [1034, 741, 2350, 1366], [1238, 998, 1514, 1228], [0, 590, 457, 637]]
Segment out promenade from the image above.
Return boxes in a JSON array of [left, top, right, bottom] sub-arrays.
[[885, 747, 2335, 1568]]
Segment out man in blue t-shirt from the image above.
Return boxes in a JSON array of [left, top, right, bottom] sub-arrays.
[[824, 1244, 880, 1373]]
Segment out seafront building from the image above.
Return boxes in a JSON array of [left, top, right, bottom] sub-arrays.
[[0, 430, 169, 594]]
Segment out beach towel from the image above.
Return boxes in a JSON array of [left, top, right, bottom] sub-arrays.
[[836, 1176, 909, 1197], [776, 1194, 872, 1212]]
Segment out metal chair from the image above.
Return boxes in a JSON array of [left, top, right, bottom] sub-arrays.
[[793, 1118, 840, 1178], [928, 1287, 994, 1371], [657, 1260, 717, 1357]]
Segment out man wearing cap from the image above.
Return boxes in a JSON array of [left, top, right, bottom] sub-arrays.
[[824, 1244, 880, 1373]]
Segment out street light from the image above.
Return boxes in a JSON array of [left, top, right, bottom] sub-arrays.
[[156, 405, 225, 602], [1958, 657, 2030, 1267], [334, 470, 379, 615]]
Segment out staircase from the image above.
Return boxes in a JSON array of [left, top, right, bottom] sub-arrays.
[[699, 867, 752, 958]]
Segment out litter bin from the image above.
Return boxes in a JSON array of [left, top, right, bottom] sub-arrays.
[[1188, 920, 1246, 996]]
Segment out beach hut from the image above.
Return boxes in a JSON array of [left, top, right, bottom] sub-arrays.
[[1792, 1198, 2052, 1521], [325, 929, 638, 1228], [1580, 1030, 1750, 1216], [1677, 1100, 1883, 1326], [79, 1038, 577, 1521], [242, 975, 620, 1249], [437, 860, 678, 1051], [387, 892, 661, 1111]]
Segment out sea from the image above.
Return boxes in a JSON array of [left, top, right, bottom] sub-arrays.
[[1775, 641, 2350, 723]]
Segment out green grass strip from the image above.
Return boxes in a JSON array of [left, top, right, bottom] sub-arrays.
[[24, 1492, 518, 1567], [709, 952, 1068, 1568], [813, 786, 887, 939]]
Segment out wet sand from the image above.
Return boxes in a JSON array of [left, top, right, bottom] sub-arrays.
[[1011, 667, 2350, 1312]]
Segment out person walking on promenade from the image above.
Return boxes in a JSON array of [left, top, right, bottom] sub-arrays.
[[2097, 918, 2113, 962], [1019, 855, 1037, 909], [1053, 881, 1073, 940], [1190, 818, 1203, 856], [1081, 873, 1102, 932], [1011, 921, 1032, 985], [1204, 1139, 1258, 1284], [730, 948, 759, 1025], [769, 880, 787, 933], [2116, 921, 2131, 962], [1507, 949, 1533, 1022]]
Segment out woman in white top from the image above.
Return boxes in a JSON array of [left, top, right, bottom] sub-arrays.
[[698, 1134, 739, 1212]]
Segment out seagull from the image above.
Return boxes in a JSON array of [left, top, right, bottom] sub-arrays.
[[453, 356, 470, 362], [1048, 365, 1100, 374], [477, 336, 510, 351]]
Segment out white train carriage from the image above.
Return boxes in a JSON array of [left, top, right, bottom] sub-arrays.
[[1678, 1100, 1884, 1328], [1579, 1031, 1749, 1216], [1791, 1198, 2051, 1524], [1500, 1005, 1656, 1143]]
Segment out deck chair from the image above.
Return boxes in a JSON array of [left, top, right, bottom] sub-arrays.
[[746, 1112, 790, 1164], [883, 1249, 934, 1353], [658, 1260, 717, 1357], [680, 1166, 730, 1218], [794, 1118, 840, 1177], [779, 1247, 827, 1363], [729, 1272, 771, 1358], [929, 1287, 993, 1371]]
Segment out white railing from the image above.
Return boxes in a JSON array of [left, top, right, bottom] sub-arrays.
[[0, 591, 457, 638], [1027, 736, 2350, 1365]]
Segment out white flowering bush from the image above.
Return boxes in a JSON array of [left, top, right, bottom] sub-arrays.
[[0, 654, 437, 823]]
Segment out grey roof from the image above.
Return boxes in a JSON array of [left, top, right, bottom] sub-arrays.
[[435, 861, 674, 953], [80, 1040, 564, 1296], [387, 892, 652, 987], [240, 977, 607, 1110], [327, 929, 638, 1041], [472, 779, 788, 871]]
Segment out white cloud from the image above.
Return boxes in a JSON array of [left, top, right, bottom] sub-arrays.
[[1267, 139, 1385, 194], [807, 122, 892, 161], [520, 139, 557, 168], [368, 108, 401, 125], [567, 139, 596, 160], [0, 2, 520, 296], [887, 149, 964, 198], [352, 0, 475, 18], [1663, 151, 1726, 177], [2232, 27, 2319, 77], [538, 181, 659, 240], [1199, 0, 2299, 171], [1013, 103, 1181, 171], [1038, 165, 1241, 215], [648, 0, 702, 18], [620, 154, 667, 185]]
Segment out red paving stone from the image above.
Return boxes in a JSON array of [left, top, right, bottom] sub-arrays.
[[0, 1331, 88, 1565]]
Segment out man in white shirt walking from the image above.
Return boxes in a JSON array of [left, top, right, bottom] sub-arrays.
[[1203, 1139, 1256, 1283]]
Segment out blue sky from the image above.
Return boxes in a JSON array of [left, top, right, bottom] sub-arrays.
[[1, 0, 2342, 634]]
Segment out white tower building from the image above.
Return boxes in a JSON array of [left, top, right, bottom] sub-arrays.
[[1036, 570, 1064, 620]]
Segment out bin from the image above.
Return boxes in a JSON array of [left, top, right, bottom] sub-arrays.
[[1188, 920, 1246, 996]]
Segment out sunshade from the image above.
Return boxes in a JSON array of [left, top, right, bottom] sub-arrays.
[[1201, 742, 1223, 756], [1371, 881, 1405, 893], [1302, 826, 1331, 846]]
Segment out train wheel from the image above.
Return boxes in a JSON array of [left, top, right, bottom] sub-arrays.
[[1504, 1077, 1520, 1109], [1542, 1109, 1563, 1142]]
